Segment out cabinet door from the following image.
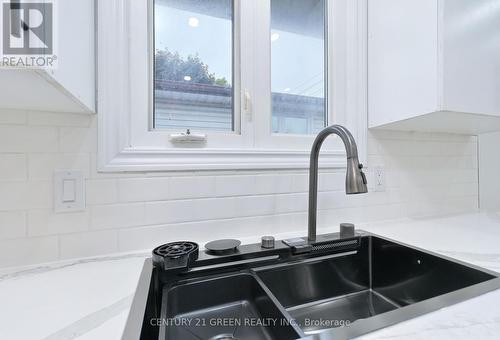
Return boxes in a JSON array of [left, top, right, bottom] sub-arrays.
[[442, 0, 500, 116], [368, 0, 438, 127]]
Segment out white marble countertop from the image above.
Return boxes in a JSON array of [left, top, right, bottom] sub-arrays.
[[2, 212, 500, 340]]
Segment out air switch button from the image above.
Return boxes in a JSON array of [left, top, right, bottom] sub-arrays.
[[340, 223, 355, 238]]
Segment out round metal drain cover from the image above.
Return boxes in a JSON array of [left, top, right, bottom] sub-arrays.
[[205, 239, 241, 255], [209, 335, 237, 340]]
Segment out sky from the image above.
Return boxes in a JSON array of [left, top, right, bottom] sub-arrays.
[[154, 3, 325, 98]]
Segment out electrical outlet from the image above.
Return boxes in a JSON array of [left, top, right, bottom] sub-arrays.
[[373, 166, 385, 192]]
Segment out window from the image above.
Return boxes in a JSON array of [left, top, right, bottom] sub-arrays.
[[154, 0, 235, 132], [153, 0, 327, 136], [271, 0, 327, 135], [149, 0, 331, 150], [97, 0, 367, 171]]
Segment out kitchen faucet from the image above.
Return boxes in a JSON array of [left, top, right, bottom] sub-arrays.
[[308, 125, 368, 241]]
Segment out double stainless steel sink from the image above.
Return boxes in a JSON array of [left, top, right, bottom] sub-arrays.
[[125, 233, 500, 340]]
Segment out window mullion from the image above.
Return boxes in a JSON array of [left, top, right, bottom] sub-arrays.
[[239, 0, 272, 149], [252, 0, 272, 149]]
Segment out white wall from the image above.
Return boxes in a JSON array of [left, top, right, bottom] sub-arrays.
[[0, 109, 479, 268], [479, 132, 500, 211]]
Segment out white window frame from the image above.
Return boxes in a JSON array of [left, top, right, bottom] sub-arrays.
[[97, 0, 367, 172]]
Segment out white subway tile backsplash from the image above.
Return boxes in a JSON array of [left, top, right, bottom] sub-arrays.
[[446, 182, 478, 198], [118, 177, 170, 202], [367, 138, 379, 155], [0, 211, 26, 239], [86, 179, 118, 205], [215, 175, 256, 197], [383, 171, 400, 188], [28, 153, 90, 180], [28, 111, 92, 127], [291, 173, 308, 192], [0, 181, 51, 211], [59, 127, 96, 153], [0, 126, 58, 152], [28, 210, 89, 236], [145, 198, 236, 225], [169, 176, 215, 199], [27, 181, 53, 209], [358, 203, 408, 222], [0, 109, 27, 125], [90, 203, 145, 229], [215, 174, 298, 197], [449, 196, 479, 213], [317, 203, 407, 228], [254, 174, 294, 195], [452, 169, 478, 184], [275, 193, 308, 214], [234, 195, 276, 217], [318, 172, 345, 192], [0, 236, 58, 267], [317, 191, 347, 210], [0, 110, 482, 268], [0, 154, 27, 181], [60, 230, 118, 259], [143, 195, 278, 227]]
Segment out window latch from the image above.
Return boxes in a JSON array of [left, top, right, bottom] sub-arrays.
[[243, 89, 252, 122], [169, 129, 207, 144]]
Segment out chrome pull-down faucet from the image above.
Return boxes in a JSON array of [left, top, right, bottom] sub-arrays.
[[308, 125, 368, 242]]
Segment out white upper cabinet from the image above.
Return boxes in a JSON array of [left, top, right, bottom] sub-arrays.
[[0, 0, 95, 114], [368, 0, 500, 134]]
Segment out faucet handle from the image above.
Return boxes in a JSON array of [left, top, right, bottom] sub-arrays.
[[358, 164, 368, 184]]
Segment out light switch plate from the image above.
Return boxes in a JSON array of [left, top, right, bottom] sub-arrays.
[[54, 170, 85, 213]]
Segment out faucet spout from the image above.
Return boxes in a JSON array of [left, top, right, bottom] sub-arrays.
[[308, 125, 368, 242]]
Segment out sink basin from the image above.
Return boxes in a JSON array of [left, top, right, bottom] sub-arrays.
[[124, 232, 500, 340], [256, 235, 497, 336], [160, 273, 302, 340]]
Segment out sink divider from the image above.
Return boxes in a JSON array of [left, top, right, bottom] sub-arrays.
[[250, 271, 307, 338]]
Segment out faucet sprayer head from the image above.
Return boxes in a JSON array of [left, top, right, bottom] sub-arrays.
[[346, 158, 368, 194]]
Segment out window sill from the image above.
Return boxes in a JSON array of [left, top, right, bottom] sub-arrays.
[[98, 147, 347, 172]]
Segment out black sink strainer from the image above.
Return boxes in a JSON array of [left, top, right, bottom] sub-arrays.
[[152, 241, 199, 271]]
